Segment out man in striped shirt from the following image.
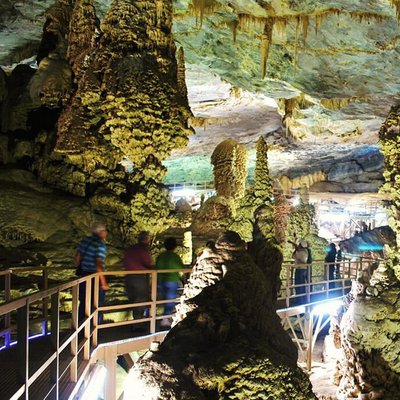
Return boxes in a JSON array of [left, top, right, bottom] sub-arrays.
[[75, 222, 109, 322]]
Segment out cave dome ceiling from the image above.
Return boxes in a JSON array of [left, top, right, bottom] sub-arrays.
[[1, 0, 399, 187]]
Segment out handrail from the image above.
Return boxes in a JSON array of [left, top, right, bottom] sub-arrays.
[[0, 257, 376, 399]]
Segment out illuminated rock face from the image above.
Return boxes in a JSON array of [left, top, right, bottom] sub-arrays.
[[211, 139, 247, 201], [379, 104, 400, 278], [337, 264, 400, 400], [132, 231, 316, 400], [0, 0, 193, 244]]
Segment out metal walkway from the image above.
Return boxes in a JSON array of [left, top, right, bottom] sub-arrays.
[[0, 257, 374, 400]]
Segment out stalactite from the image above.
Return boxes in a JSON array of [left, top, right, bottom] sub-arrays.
[[190, 0, 219, 27], [321, 97, 351, 110], [274, 17, 289, 36], [238, 13, 269, 31], [230, 19, 239, 43], [349, 11, 385, 23], [37, 0, 75, 63], [260, 18, 274, 79], [300, 15, 309, 46], [293, 17, 300, 73], [391, 0, 400, 20], [67, 0, 98, 80]]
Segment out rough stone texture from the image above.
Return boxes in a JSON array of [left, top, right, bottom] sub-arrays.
[[337, 263, 400, 399], [229, 136, 275, 242], [379, 104, 400, 279], [0, 0, 193, 248], [0, 167, 121, 268], [211, 139, 247, 201], [131, 231, 316, 399], [191, 196, 234, 236]]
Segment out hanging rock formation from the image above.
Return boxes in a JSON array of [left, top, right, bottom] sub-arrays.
[[130, 231, 316, 400]]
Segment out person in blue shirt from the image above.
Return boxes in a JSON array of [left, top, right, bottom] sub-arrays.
[[75, 222, 109, 322]]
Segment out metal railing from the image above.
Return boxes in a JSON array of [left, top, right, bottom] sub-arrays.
[[0, 257, 376, 399], [278, 257, 373, 307], [0, 268, 191, 400]]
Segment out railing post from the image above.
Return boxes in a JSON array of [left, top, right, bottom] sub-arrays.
[[43, 268, 49, 333], [307, 263, 311, 304], [4, 271, 11, 347], [285, 264, 290, 308], [306, 309, 313, 371], [104, 345, 117, 400], [93, 274, 99, 348], [50, 291, 60, 398], [17, 301, 29, 399], [84, 277, 91, 360], [324, 262, 328, 299], [70, 284, 79, 382], [150, 270, 157, 334]]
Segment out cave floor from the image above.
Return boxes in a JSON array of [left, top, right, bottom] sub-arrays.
[[306, 334, 340, 400]]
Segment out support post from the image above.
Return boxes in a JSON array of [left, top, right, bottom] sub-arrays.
[[70, 284, 79, 382], [150, 271, 158, 334], [84, 277, 92, 360], [93, 275, 99, 347], [286, 264, 290, 308], [17, 301, 29, 399], [50, 291, 60, 399], [307, 263, 311, 304], [306, 311, 313, 371], [43, 268, 49, 333], [104, 346, 117, 400], [4, 271, 11, 347]]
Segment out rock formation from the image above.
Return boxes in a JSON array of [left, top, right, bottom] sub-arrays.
[[336, 262, 400, 399], [229, 136, 274, 242], [333, 105, 400, 399], [0, 0, 193, 257], [130, 231, 316, 399], [211, 139, 247, 201], [191, 196, 234, 236], [379, 103, 400, 278]]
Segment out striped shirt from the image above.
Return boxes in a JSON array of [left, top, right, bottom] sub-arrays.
[[77, 235, 107, 273]]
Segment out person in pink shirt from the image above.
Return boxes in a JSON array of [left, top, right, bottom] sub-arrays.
[[123, 231, 154, 332]]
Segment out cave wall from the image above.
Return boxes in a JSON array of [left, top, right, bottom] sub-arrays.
[[0, 0, 193, 252], [379, 103, 400, 278]]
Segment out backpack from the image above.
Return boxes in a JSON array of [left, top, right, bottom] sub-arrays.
[[293, 247, 308, 264]]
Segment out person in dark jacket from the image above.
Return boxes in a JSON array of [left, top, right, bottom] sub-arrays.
[[123, 231, 154, 331], [325, 243, 337, 291]]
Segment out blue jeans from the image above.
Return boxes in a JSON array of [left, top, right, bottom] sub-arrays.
[[78, 275, 105, 323], [294, 268, 309, 304], [158, 281, 179, 316]]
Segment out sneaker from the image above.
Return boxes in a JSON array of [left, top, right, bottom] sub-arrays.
[[160, 318, 171, 328]]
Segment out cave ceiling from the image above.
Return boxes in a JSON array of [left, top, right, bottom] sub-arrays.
[[1, 0, 399, 187]]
